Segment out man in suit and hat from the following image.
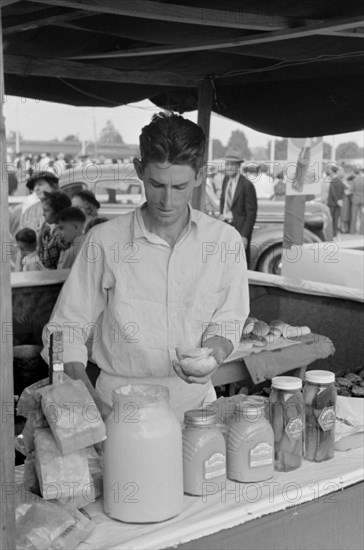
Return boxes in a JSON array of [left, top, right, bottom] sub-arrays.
[[219, 147, 257, 266]]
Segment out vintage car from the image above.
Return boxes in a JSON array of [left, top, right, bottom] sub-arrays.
[[9, 162, 332, 274], [59, 162, 144, 209], [248, 199, 333, 273]]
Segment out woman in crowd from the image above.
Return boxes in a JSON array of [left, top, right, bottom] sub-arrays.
[[38, 191, 71, 269], [71, 189, 100, 226], [19, 171, 60, 234]]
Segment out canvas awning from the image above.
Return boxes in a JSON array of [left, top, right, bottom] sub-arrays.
[[2, 0, 364, 137]]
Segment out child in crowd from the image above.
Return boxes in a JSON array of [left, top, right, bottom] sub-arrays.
[[38, 191, 71, 269], [56, 207, 87, 269], [14, 228, 45, 272], [84, 216, 109, 234]]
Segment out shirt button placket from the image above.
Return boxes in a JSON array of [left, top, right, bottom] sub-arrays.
[[167, 251, 178, 359]]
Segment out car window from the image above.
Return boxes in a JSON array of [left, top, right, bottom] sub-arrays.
[[61, 182, 88, 198], [59, 163, 143, 205], [92, 164, 142, 205], [94, 182, 142, 205]]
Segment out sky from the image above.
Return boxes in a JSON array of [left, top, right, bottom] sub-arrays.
[[3, 95, 364, 151]]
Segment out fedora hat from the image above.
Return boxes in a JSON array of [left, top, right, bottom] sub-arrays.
[[26, 171, 59, 191], [224, 147, 244, 163]]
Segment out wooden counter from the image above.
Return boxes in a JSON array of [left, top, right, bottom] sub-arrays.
[[212, 333, 335, 395]]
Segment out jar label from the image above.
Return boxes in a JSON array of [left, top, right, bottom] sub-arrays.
[[318, 406, 336, 431], [285, 417, 303, 441], [204, 453, 226, 480], [249, 442, 273, 468]]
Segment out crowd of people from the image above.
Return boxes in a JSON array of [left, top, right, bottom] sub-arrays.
[[206, 160, 364, 238], [8, 152, 127, 192], [7, 147, 364, 274], [9, 170, 108, 273], [325, 165, 364, 237]]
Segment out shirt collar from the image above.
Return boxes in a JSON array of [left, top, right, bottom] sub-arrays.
[[133, 203, 198, 243]]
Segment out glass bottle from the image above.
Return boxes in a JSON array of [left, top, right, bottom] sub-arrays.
[[304, 370, 336, 462], [227, 401, 274, 482], [103, 384, 184, 523], [269, 376, 304, 472], [183, 409, 226, 496]]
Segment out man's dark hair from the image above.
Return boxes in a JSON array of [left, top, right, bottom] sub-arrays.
[[139, 112, 205, 173], [15, 228, 37, 246], [84, 216, 109, 233], [55, 206, 86, 224], [41, 191, 71, 214]]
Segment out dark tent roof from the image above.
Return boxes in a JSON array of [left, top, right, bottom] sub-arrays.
[[2, 0, 364, 137]]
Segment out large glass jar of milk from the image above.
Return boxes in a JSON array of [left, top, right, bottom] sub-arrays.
[[103, 385, 184, 523]]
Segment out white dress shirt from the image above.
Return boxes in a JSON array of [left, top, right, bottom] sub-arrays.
[[42, 205, 249, 416]]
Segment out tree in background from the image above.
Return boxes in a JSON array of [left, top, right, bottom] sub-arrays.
[[64, 134, 80, 142], [336, 141, 361, 159], [227, 129, 251, 160], [251, 146, 269, 160], [274, 138, 288, 160], [99, 120, 124, 143], [212, 139, 226, 159]]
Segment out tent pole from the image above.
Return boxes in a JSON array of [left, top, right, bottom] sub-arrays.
[[0, 5, 16, 549], [192, 77, 213, 211]]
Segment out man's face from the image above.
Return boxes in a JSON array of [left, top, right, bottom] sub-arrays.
[[134, 160, 201, 229], [58, 221, 77, 243], [225, 161, 240, 178], [34, 179, 54, 199], [71, 196, 88, 215]]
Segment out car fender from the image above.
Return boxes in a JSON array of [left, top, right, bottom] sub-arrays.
[[249, 224, 321, 270]]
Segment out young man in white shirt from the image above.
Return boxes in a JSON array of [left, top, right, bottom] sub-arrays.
[[42, 113, 249, 420]]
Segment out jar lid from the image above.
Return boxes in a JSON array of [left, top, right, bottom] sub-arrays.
[[184, 409, 217, 426], [271, 376, 302, 391], [305, 370, 335, 384]]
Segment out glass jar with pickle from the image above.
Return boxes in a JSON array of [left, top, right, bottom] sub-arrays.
[[304, 370, 336, 462], [269, 376, 304, 472]]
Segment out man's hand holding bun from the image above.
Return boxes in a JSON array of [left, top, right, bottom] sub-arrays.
[[173, 347, 218, 384]]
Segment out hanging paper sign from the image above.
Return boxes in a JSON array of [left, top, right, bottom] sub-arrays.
[[285, 137, 323, 196]]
